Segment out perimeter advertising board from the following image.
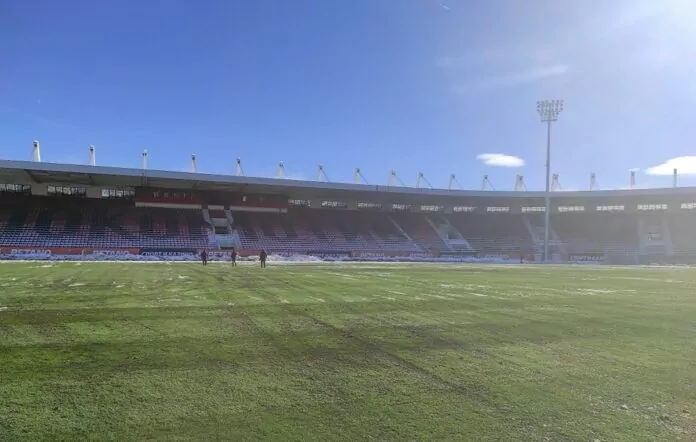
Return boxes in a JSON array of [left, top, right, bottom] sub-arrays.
[[0, 247, 139, 256]]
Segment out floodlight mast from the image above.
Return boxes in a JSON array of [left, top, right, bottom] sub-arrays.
[[537, 99, 563, 263], [33, 141, 41, 162]]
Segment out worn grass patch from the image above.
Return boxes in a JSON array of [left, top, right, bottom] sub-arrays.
[[0, 262, 694, 440]]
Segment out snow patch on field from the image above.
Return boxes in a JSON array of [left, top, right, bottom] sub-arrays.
[[610, 276, 684, 283], [463, 284, 491, 290], [578, 288, 616, 294], [68, 282, 86, 287], [324, 272, 358, 280], [429, 294, 455, 300]]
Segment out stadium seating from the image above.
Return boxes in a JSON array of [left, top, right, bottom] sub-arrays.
[[389, 212, 450, 252], [445, 213, 535, 255], [551, 213, 639, 255], [666, 214, 696, 255], [4, 193, 696, 263], [0, 196, 210, 250], [232, 209, 421, 253]]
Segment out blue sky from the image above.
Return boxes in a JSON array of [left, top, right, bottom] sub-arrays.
[[2, 0, 696, 191]]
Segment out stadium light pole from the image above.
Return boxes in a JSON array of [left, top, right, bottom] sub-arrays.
[[537, 100, 563, 263]]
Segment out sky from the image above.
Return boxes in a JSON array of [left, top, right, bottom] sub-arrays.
[[2, 0, 696, 191]]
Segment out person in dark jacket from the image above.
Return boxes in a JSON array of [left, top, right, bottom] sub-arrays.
[[259, 249, 267, 268], [230, 248, 237, 267], [200, 249, 208, 266]]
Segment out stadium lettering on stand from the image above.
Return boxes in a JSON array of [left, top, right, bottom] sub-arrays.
[[0, 248, 141, 257], [140, 250, 198, 257], [350, 251, 437, 259], [91, 249, 140, 256], [568, 254, 604, 263], [9, 249, 52, 255]]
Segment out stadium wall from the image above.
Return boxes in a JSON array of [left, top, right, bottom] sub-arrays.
[[0, 247, 522, 263]]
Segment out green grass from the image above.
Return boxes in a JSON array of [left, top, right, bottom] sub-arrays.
[[0, 262, 695, 441]]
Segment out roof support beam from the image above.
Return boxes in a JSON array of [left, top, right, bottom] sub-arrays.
[[24, 169, 42, 184]]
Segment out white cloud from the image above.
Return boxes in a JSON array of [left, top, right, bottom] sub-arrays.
[[482, 65, 568, 88], [645, 156, 696, 175], [476, 153, 525, 168], [438, 44, 557, 69], [454, 64, 569, 93], [440, 3, 450, 11]]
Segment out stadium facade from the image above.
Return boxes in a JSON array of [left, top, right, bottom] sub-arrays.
[[1, 157, 695, 264]]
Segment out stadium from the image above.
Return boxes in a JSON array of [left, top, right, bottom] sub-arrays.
[[1, 145, 695, 264], [1, 147, 696, 440]]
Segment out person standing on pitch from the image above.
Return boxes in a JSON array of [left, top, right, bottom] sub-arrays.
[[259, 249, 267, 268], [230, 248, 237, 267], [200, 249, 208, 266]]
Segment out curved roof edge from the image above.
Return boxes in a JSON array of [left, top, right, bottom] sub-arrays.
[[1, 159, 694, 199]]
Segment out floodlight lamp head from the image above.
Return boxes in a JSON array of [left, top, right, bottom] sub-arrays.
[[537, 99, 564, 122], [236, 157, 241, 164]]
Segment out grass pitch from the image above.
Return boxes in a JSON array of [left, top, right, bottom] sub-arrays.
[[0, 262, 695, 441]]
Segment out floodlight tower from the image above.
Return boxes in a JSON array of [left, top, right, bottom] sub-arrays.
[[33, 140, 41, 162], [537, 99, 564, 263]]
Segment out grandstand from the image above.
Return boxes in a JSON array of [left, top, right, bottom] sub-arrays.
[[2, 157, 696, 264]]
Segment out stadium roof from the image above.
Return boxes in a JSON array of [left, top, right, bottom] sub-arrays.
[[1, 159, 695, 201]]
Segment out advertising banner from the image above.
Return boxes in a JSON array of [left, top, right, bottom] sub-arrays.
[[307, 251, 351, 259], [1, 248, 53, 256], [568, 254, 604, 263], [438, 251, 479, 258], [349, 251, 437, 259], [90, 249, 140, 256], [0, 247, 140, 257], [139, 249, 197, 257]]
